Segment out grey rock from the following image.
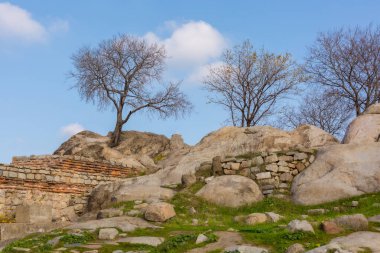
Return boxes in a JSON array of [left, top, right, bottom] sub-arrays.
[[306, 231, 380, 253], [224, 245, 268, 253], [196, 175, 263, 207], [144, 202, 176, 222], [181, 174, 196, 187], [195, 234, 208, 244], [287, 220, 314, 233], [292, 143, 380, 205], [98, 228, 118, 240], [117, 236, 164, 246], [286, 243, 305, 253], [334, 214, 368, 231], [68, 216, 158, 232]]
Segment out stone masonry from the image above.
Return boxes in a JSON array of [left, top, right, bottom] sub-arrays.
[[210, 148, 316, 198], [0, 155, 140, 221]]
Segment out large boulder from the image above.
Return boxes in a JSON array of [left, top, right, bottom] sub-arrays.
[[343, 103, 380, 144], [292, 143, 380, 205], [306, 231, 380, 253], [195, 175, 263, 207], [144, 202, 176, 222]]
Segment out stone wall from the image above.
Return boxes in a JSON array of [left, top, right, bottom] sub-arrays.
[[0, 155, 140, 220], [211, 148, 316, 198]]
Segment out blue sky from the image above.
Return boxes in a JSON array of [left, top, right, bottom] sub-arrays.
[[1, 0, 379, 163]]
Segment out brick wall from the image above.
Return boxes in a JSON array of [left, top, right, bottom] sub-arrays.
[[0, 155, 140, 221]]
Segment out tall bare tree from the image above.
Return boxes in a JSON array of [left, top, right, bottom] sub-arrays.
[[70, 34, 192, 147], [204, 40, 305, 127], [305, 25, 380, 116], [279, 90, 353, 137]]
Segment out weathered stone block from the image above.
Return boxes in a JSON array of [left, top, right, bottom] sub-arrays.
[[295, 163, 306, 172], [294, 153, 308, 161], [16, 204, 52, 224], [265, 164, 278, 172], [230, 163, 240, 170], [212, 156, 222, 175], [278, 166, 290, 173], [224, 169, 236, 175], [280, 173, 293, 182], [9, 171, 17, 178], [277, 161, 288, 167], [256, 172, 271, 180], [250, 167, 260, 173], [265, 154, 278, 163], [278, 155, 293, 162], [18, 173, 26, 179]]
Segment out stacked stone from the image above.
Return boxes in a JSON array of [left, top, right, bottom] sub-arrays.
[[212, 149, 316, 198], [0, 155, 140, 220]]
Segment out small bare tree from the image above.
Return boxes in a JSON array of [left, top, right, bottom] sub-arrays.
[[305, 25, 380, 116], [70, 34, 192, 147], [203, 40, 305, 127], [279, 90, 353, 137]]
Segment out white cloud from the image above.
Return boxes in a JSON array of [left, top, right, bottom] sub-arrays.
[[145, 21, 226, 67], [0, 2, 47, 42], [60, 123, 85, 137], [0, 2, 69, 43]]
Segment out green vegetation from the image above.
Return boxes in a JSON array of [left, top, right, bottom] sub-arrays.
[[3, 186, 380, 253], [153, 153, 166, 164], [60, 231, 95, 244]]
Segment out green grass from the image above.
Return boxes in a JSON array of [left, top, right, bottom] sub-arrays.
[[3, 185, 380, 253]]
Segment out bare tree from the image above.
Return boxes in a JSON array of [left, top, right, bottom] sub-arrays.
[[279, 89, 353, 137], [70, 34, 192, 147], [203, 40, 305, 127], [305, 25, 380, 116]]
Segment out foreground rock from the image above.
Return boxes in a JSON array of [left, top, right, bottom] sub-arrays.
[[286, 243, 305, 253], [343, 103, 380, 144], [307, 231, 380, 253], [287, 220, 314, 233], [88, 184, 175, 211], [117, 236, 164, 246], [224, 245, 268, 253], [292, 142, 380, 205], [67, 216, 158, 232], [334, 214, 368, 231], [196, 175, 263, 207], [144, 202, 176, 222], [98, 228, 118, 240]]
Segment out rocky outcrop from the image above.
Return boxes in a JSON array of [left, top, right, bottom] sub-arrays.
[[292, 143, 380, 205], [307, 231, 380, 253], [159, 125, 337, 185], [195, 175, 263, 207], [54, 130, 190, 173], [87, 182, 175, 211], [343, 103, 380, 144], [87, 125, 337, 210]]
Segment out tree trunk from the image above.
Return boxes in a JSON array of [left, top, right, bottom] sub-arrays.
[[110, 114, 124, 147]]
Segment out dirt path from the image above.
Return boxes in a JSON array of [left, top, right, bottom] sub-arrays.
[[187, 231, 243, 253]]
